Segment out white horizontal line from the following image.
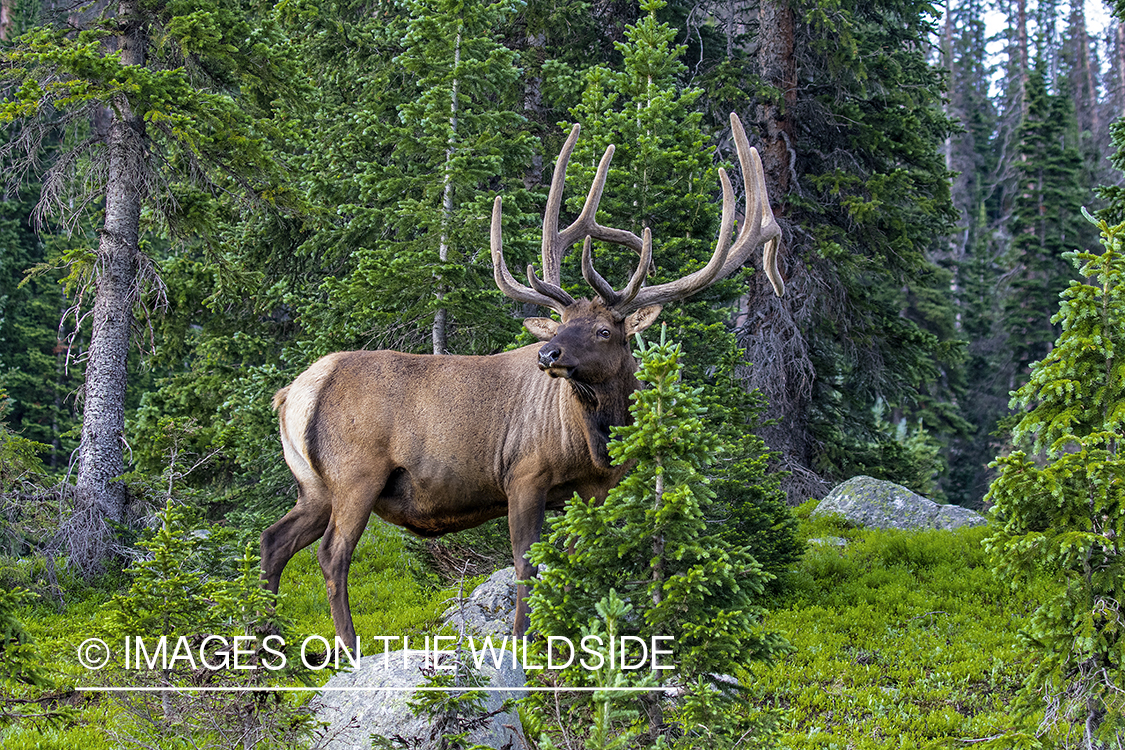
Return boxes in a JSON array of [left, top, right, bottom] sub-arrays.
[[76, 686, 666, 693]]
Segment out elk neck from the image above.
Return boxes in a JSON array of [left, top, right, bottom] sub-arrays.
[[559, 361, 637, 470]]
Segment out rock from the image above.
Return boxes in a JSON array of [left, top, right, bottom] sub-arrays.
[[443, 567, 519, 638], [808, 536, 848, 547], [309, 649, 526, 750], [812, 476, 986, 531]]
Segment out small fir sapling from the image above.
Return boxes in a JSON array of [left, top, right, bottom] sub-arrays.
[[527, 328, 787, 746], [984, 211, 1125, 747]]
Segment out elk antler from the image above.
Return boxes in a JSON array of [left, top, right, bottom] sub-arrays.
[[492, 123, 645, 314], [596, 112, 784, 317], [492, 113, 783, 316]]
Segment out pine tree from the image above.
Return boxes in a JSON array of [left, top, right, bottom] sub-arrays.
[[313, 0, 535, 357], [0, 0, 305, 571], [527, 329, 786, 745], [985, 213, 1125, 747], [1004, 61, 1092, 382], [0, 192, 80, 470], [731, 0, 962, 500]]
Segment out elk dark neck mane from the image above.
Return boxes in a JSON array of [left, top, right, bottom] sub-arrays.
[[566, 366, 637, 470]]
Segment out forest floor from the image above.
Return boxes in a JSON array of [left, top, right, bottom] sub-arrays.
[[1, 511, 1055, 749]]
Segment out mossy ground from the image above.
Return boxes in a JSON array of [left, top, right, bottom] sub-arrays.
[[747, 504, 1049, 748], [2, 508, 1061, 748]]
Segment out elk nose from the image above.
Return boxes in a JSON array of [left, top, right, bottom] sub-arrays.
[[538, 345, 561, 369]]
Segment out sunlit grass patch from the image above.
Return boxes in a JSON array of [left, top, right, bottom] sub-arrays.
[[752, 524, 1047, 748]]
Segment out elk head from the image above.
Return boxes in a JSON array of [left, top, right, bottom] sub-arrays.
[[491, 112, 784, 383]]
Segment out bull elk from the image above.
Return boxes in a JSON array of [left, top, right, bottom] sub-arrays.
[[260, 113, 783, 647]]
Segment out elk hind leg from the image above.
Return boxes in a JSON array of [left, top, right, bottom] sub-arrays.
[[317, 482, 381, 653], [260, 482, 331, 594]]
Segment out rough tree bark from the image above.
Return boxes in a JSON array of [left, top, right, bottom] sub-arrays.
[[1016, 0, 1029, 120], [1070, 2, 1099, 137], [1117, 22, 1125, 118], [0, 0, 11, 41], [755, 0, 795, 201], [740, 0, 821, 503], [73, 0, 147, 563]]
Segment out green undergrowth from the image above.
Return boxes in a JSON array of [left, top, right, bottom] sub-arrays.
[[750, 506, 1049, 748], [275, 519, 452, 642], [0, 519, 453, 748]]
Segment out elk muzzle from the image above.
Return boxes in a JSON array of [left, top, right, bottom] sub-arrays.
[[538, 344, 566, 377]]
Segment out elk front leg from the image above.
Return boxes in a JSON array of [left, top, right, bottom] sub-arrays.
[[508, 485, 547, 638]]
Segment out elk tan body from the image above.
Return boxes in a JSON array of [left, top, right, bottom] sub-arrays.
[[261, 113, 783, 647]]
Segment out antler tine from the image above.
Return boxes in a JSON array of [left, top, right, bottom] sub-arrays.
[[527, 263, 576, 307], [581, 229, 653, 312], [611, 112, 784, 316], [614, 227, 652, 307], [580, 237, 620, 305], [538, 124, 583, 287], [613, 166, 738, 314], [491, 196, 572, 313], [723, 112, 784, 295], [555, 144, 645, 254], [534, 123, 646, 293]]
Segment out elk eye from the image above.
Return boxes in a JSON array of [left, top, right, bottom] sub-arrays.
[[597, 328, 611, 339]]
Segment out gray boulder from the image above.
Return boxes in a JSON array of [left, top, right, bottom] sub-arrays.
[[310, 649, 525, 750], [443, 567, 519, 638], [812, 475, 986, 531]]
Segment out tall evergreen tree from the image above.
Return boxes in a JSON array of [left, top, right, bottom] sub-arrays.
[[555, 0, 801, 568], [1004, 61, 1091, 384], [0, 192, 80, 469], [738, 0, 961, 499], [559, 0, 731, 334], [287, 0, 538, 358], [0, 0, 304, 570]]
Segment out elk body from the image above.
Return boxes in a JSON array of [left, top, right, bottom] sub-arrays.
[[260, 114, 783, 647]]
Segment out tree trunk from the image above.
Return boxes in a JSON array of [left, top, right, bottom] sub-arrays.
[[73, 0, 146, 567], [1117, 22, 1125, 118], [1071, 3, 1099, 137], [744, 0, 821, 503], [755, 0, 796, 201], [433, 27, 461, 356], [1016, 0, 1029, 120], [0, 0, 11, 41]]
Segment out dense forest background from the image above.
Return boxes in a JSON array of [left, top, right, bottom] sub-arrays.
[[2, 0, 1125, 746], [0, 0, 1123, 548]]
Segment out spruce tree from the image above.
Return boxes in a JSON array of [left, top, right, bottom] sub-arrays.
[[560, 0, 723, 317], [527, 329, 786, 745], [1004, 61, 1092, 383], [736, 0, 962, 500], [0, 192, 80, 470], [314, 0, 535, 357], [985, 213, 1125, 746]]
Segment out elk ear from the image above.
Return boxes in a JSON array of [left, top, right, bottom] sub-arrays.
[[624, 305, 662, 335], [523, 317, 560, 341]]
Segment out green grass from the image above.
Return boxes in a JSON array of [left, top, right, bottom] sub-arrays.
[[3, 509, 1065, 748], [275, 518, 452, 645], [751, 522, 1049, 749], [1, 519, 454, 748]]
